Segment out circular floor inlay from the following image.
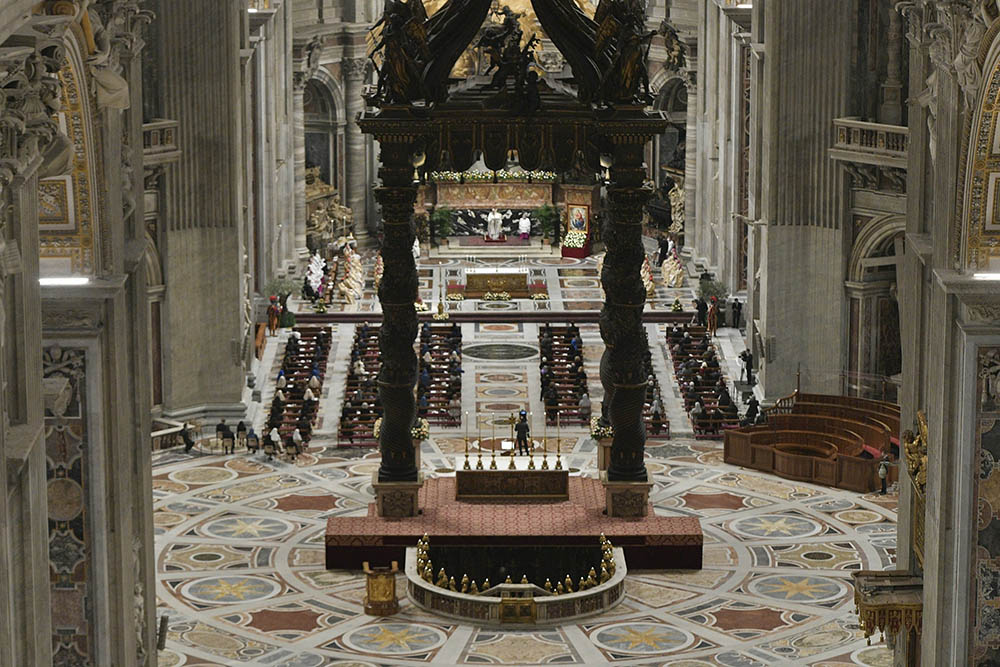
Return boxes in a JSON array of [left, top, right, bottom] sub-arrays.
[[202, 517, 293, 540], [748, 574, 846, 603], [462, 343, 538, 360], [182, 575, 280, 605], [834, 509, 883, 525], [593, 622, 694, 654], [729, 514, 823, 539], [342, 623, 446, 655], [169, 466, 238, 485]]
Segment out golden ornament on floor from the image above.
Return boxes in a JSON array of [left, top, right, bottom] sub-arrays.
[[362, 561, 399, 616]]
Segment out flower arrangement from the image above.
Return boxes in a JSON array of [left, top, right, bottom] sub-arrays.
[[446, 292, 465, 301], [671, 298, 684, 312], [563, 229, 588, 248], [483, 291, 511, 301], [411, 418, 430, 441], [414, 300, 430, 312], [313, 301, 328, 314], [429, 169, 557, 183], [531, 292, 549, 300], [372, 418, 429, 441], [590, 415, 614, 440]]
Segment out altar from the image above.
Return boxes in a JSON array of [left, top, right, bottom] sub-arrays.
[[464, 267, 530, 298], [455, 455, 570, 501]]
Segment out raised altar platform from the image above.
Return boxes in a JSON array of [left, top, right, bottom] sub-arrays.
[[326, 476, 703, 570]]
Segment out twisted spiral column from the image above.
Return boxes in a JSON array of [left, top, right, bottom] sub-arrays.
[[374, 138, 419, 482], [600, 138, 652, 483]]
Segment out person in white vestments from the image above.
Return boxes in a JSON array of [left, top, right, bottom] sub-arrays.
[[517, 213, 531, 240], [486, 208, 503, 240]]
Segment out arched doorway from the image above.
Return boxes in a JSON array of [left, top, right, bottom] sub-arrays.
[[304, 78, 339, 192], [845, 216, 905, 400]]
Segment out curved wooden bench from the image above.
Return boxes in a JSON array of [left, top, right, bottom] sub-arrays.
[[724, 423, 879, 492], [768, 413, 889, 456], [794, 401, 899, 440]]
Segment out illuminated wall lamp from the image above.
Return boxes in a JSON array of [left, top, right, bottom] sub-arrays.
[[39, 277, 90, 286]]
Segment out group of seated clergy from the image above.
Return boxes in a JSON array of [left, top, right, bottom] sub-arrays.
[[667, 323, 740, 437], [265, 326, 331, 459], [417, 322, 463, 427], [539, 324, 591, 426]]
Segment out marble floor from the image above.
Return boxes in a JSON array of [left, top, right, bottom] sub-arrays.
[[154, 253, 897, 666]]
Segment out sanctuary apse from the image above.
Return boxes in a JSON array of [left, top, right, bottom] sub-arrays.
[[0, 0, 992, 666]]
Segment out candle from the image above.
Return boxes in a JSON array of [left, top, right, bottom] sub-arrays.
[[464, 411, 469, 455]]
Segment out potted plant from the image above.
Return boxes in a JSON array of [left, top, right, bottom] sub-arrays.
[[430, 207, 453, 242], [534, 204, 559, 245]]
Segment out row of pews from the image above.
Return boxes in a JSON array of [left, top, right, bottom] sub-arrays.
[[337, 323, 463, 446], [268, 326, 331, 442], [539, 324, 591, 426], [667, 324, 740, 438], [417, 322, 463, 427], [337, 324, 382, 446]]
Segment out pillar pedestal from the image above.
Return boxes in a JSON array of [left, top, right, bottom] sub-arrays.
[[596, 438, 613, 471], [372, 471, 424, 518], [601, 471, 652, 518]]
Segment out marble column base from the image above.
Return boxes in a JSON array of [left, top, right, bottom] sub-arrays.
[[601, 471, 652, 518], [372, 471, 424, 518], [596, 438, 612, 471]]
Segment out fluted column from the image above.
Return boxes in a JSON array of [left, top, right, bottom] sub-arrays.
[[292, 76, 308, 257], [600, 135, 652, 483], [879, 6, 903, 125], [343, 58, 369, 244], [374, 137, 419, 482]]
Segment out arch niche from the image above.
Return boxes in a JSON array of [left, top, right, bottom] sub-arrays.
[[844, 215, 905, 400]]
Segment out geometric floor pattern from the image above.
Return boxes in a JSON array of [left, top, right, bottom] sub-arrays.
[[154, 251, 896, 665], [154, 438, 897, 666]]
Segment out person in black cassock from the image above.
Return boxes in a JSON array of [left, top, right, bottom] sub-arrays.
[[515, 412, 531, 456]]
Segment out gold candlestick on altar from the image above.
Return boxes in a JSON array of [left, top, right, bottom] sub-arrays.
[[476, 415, 484, 469], [489, 414, 497, 469], [463, 411, 471, 470], [541, 408, 549, 469], [527, 410, 536, 470], [555, 411, 563, 470], [508, 412, 516, 470]]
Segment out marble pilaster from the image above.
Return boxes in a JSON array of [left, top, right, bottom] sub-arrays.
[[343, 57, 369, 244], [293, 78, 309, 257]]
